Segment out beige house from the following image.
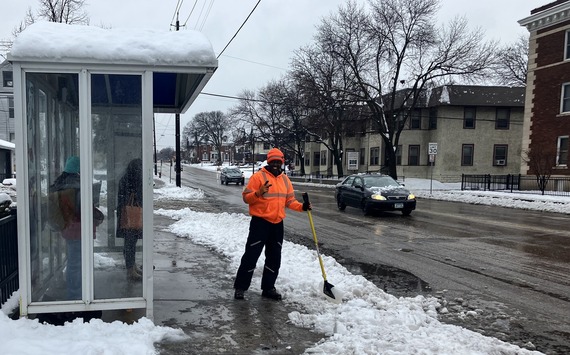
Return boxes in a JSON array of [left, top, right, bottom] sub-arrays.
[[299, 85, 525, 182]]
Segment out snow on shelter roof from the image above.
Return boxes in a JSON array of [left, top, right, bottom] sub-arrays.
[[8, 22, 218, 113], [9, 22, 217, 67]]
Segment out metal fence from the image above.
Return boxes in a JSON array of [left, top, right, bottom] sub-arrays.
[[461, 174, 570, 197], [0, 209, 18, 305]]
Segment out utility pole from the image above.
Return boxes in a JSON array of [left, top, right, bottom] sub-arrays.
[[153, 114, 157, 176], [174, 13, 182, 187]]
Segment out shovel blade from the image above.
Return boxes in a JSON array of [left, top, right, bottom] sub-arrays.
[[320, 280, 342, 304]]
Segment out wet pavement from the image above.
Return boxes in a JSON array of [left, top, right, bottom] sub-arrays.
[[148, 213, 324, 354]]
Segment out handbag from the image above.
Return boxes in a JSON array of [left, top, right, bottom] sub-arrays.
[[120, 193, 143, 230]]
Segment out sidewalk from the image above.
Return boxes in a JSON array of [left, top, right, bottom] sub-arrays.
[[132, 181, 324, 354]]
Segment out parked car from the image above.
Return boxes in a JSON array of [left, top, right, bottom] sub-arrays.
[[335, 173, 416, 216], [220, 167, 245, 185]]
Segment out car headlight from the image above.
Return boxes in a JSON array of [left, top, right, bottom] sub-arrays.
[[371, 194, 386, 200], [408, 194, 416, 200]]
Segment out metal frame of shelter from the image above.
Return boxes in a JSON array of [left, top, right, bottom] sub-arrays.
[[9, 23, 217, 319]]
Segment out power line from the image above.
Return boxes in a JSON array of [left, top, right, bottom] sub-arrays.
[[198, 0, 215, 31], [198, 92, 524, 125], [182, 0, 199, 27], [220, 54, 287, 70], [217, 0, 261, 59]]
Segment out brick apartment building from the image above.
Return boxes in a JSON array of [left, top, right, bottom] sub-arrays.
[[519, 0, 570, 176]]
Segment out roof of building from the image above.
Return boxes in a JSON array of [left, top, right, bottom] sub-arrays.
[[424, 85, 525, 107], [387, 85, 525, 109], [0, 139, 15, 150]]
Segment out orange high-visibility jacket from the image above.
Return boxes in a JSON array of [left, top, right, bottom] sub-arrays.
[[242, 168, 303, 224]]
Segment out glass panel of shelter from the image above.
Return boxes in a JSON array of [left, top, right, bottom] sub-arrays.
[[25, 72, 144, 303], [91, 73, 143, 300], [26, 72, 80, 302]]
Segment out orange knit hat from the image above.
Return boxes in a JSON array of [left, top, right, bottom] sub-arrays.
[[267, 147, 284, 164]]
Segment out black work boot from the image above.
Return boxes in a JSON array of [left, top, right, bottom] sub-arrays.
[[234, 289, 245, 300], [261, 288, 282, 301]]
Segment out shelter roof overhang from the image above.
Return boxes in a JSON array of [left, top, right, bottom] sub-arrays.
[[8, 22, 218, 114]]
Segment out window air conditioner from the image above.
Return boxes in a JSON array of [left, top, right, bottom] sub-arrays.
[[495, 159, 506, 166]]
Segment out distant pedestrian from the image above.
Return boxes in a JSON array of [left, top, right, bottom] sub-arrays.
[[116, 158, 143, 282], [233, 148, 311, 300]]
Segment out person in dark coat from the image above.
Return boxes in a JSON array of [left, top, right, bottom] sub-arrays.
[[116, 158, 143, 281]]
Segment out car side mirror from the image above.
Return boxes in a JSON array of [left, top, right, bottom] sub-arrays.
[[354, 183, 363, 189]]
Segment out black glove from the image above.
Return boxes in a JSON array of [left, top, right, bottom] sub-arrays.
[[302, 201, 311, 211]]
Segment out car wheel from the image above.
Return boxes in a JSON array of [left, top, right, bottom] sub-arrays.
[[337, 195, 346, 211], [402, 209, 412, 216]]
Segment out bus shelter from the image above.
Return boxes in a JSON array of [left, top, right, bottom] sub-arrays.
[[9, 22, 217, 319]]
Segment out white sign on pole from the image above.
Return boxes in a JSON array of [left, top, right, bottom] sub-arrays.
[[428, 142, 438, 155]]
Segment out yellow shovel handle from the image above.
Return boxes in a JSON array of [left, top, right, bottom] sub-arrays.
[[307, 209, 328, 281]]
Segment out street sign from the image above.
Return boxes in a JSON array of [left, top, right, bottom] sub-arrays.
[[428, 142, 438, 155]]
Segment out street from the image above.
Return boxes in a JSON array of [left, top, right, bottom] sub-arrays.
[[181, 166, 570, 354]]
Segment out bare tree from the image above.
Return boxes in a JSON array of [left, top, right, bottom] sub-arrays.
[[37, 0, 89, 24], [290, 42, 360, 178], [523, 146, 556, 195], [318, 0, 497, 179], [2, 0, 90, 56], [184, 111, 230, 165], [491, 35, 529, 87]]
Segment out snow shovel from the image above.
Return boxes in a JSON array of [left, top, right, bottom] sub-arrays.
[[302, 192, 341, 303]]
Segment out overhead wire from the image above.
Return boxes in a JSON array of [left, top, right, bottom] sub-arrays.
[[217, 0, 262, 59], [199, 92, 524, 125], [198, 0, 215, 31], [193, 0, 209, 30], [220, 54, 287, 70], [182, 0, 199, 27]]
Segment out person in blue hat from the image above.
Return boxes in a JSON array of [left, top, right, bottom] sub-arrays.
[[51, 156, 103, 300]]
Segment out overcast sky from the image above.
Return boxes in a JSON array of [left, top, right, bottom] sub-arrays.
[[1, 0, 547, 149]]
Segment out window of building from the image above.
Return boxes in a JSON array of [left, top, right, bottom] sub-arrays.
[[8, 97, 14, 118], [462, 144, 474, 166], [464, 107, 476, 129], [396, 145, 402, 165], [2, 71, 12, 87], [370, 147, 380, 166], [304, 153, 310, 167], [557, 136, 568, 166], [428, 108, 437, 129], [313, 151, 320, 167], [359, 148, 365, 166], [561, 84, 570, 113], [408, 145, 420, 166], [263, 142, 270, 150], [493, 145, 508, 166], [409, 109, 421, 129], [495, 108, 510, 129], [320, 150, 327, 165]]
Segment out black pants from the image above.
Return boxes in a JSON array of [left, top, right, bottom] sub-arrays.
[[234, 216, 284, 291], [123, 234, 139, 269]]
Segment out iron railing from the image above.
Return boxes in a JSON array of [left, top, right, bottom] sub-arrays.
[[461, 174, 570, 197], [0, 208, 18, 305]]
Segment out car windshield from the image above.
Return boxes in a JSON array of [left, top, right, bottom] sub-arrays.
[[362, 176, 401, 189], [226, 169, 241, 174]]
